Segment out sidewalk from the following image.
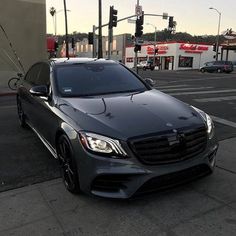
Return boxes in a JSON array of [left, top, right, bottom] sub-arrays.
[[0, 138, 235, 236]]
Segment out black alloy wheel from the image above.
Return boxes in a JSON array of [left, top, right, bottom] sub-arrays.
[[57, 135, 80, 194], [17, 96, 27, 128]]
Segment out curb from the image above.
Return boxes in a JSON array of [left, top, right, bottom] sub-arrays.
[[0, 91, 17, 97]]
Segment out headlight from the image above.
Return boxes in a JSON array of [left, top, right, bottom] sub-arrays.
[[79, 132, 127, 157], [191, 106, 214, 139]]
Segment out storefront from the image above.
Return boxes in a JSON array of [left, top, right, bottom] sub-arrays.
[[125, 42, 218, 70]]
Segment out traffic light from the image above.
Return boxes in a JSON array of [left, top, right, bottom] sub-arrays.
[[71, 37, 75, 49], [135, 12, 144, 37], [109, 6, 118, 29], [88, 32, 93, 45], [134, 44, 141, 52], [168, 16, 174, 28], [54, 41, 58, 51], [213, 43, 216, 52]]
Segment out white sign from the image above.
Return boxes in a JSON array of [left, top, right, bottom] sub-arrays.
[[162, 12, 168, 19], [222, 29, 236, 40], [135, 5, 142, 16], [127, 19, 136, 24]]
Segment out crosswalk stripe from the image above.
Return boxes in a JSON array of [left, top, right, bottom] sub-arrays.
[[195, 96, 236, 102], [211, 115, 236, 129], [168, 89, 236, 96], [156, 85, 188, 89], [161, 87, 213, 92]]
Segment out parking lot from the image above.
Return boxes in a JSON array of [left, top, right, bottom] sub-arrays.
[[0, 70, 236, 235]]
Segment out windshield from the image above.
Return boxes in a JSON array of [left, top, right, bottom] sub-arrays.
[[55, 63, 148, 97]]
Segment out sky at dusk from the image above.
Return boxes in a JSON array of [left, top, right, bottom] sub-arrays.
[[46, 0, 236, 36]]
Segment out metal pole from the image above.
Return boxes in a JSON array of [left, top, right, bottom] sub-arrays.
[[55, 11, 57, 36], [134, 0, 139, 73], [92, 25, 96, 58], [63, 0, 69, 58], [216, 12, 221, 61], [108, 28, 111, 59], [98, 0, 103, 58]]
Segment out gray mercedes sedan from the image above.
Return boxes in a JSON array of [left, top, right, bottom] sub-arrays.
[[16, 58, 218, 198]]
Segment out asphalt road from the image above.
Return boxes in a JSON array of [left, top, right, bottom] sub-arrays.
[[1, 70, 236, 192], [0, 96, 60, 192]]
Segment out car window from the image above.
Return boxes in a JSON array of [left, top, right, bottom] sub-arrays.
[[24, 64, 41, 85], [55, 63, 148, 97], [36, 63, 50, 86]]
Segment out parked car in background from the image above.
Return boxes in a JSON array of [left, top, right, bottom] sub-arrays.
[[16, 58, 218, 198], [137, 61, 155, 70], [200, 60, 233, 73], [232, 61, 236, 70]]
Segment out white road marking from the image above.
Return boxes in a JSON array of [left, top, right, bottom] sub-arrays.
[[168, 89, 236, 96], [211, 115, 236, 129], [1, 105, 16, 109], [195, 96, 236, 103], [156, 85, 188, 89], [161, 87, 213, 92]]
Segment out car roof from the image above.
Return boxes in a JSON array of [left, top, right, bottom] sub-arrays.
[[49, 57, 118, 66]]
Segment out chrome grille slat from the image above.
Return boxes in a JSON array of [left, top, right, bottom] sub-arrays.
[[130, 127, 207, 165]]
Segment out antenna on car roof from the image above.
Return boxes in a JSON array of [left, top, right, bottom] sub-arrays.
[[0, 23, 25, 74]]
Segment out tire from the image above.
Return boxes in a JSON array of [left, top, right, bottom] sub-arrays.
[[200, 68, 205, 73], [8, 77, 19, 90], [217, 68, 222, 73], [143, 67, 146, 71], [17, 96, 27, 128], [57, 134, 80, 194]]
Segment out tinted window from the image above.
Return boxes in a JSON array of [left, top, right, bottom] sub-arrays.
[[55, 63, 147, 97], [36, 63, 50, 85], [24, 64, 41, 85]]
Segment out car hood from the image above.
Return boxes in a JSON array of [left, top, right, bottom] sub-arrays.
[[58, 90, 205, 140]]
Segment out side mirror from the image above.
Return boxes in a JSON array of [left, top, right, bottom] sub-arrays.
[[144, 78, 156, 87], [30, 85, 48, 96]]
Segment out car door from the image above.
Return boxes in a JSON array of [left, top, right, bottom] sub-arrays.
[[19, 63, 41, 126], [30, 62, 59, 148]]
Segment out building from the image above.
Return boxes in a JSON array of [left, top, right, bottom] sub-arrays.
[[75, 34, 132, 63], [126, 42, 220, 70], [0, 0, 46, 74]]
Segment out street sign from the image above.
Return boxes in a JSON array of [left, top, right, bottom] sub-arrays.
[[127, 19, 136, 24], [135, 5, 142, 16], [162, 12, 168, 19], [135, 37, 144, 45]]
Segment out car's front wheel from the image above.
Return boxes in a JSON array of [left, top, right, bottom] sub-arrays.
[[57, 134, 80, 194], [17, 96, 27, 128], [217, 68, 222, 73], [200, 68, 205, 73]]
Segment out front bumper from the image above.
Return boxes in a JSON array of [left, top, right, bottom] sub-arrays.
[[73, 136, 218, 199]]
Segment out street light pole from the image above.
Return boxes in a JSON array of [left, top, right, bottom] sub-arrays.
[[98, 0, 103, 58], [209, 7, 221, 61], [146, 23, 157, 65], [63, 0, 69, 58]]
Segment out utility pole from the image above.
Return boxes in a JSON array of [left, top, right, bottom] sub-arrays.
[[63, 0, 69, 58], [98, 0, 103, 58]]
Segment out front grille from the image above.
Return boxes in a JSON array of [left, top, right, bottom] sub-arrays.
[[129, 126, 207, 165]]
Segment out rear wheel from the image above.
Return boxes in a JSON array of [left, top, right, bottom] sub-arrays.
[[17, 96, 27, 128], [217, 68, 222, 73], [57, 135, 80, 194]]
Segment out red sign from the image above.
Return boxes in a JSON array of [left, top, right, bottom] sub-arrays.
[[179, 43, 208, 52], [146, 45, 168, 55]]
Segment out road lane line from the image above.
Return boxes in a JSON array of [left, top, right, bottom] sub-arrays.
[[168, 89, 236, 96], [211, 115, 236, 129], [161, 87, 213, 92], [195, 96, 236, 102], [1, 105, 16, 109], [156, 85, 188, 89]]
